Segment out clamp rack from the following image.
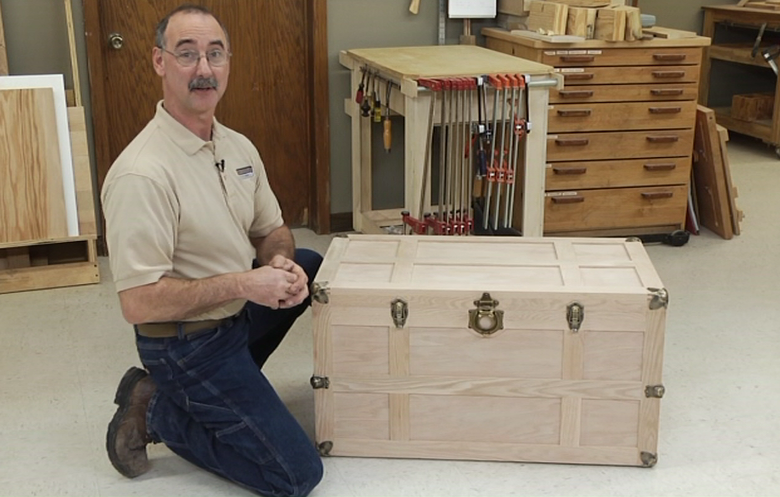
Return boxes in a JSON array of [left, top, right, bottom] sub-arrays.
[[340, 45, 560, 237]]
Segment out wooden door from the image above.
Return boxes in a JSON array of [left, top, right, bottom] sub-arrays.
[[83, 0, 329, 232]]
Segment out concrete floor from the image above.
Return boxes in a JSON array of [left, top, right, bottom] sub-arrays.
[[1, 133, 778, 496]]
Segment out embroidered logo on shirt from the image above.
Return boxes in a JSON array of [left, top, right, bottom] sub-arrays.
[[235, 165, 254, 178]]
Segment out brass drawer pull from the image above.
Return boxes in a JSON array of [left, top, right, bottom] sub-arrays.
[[646, 135, 679, 143], [651, 88, 684, 96], [652, 70, 686, 79], [555, 138, 590, 146], [557, 109, 592, 117], [551, 195, 585, 204], [641, 191, 674, 200], [649, 106, 682, 114], [558, 90, 594, 99], [644, 163, 677, 171], [553, 167, 587, 175], [653, 53, 687, 62], [564, 73, 595, 81], [560, 55, 595, 63]]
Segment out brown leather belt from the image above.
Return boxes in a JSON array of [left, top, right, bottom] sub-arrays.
[[136, 318, 227, 338]]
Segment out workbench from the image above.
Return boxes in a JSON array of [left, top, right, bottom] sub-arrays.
[[700, 5, 780, 156], [339, 45, 559, 237]]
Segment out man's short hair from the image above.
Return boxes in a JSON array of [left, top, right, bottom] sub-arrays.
[[155, 3, 230, 49]]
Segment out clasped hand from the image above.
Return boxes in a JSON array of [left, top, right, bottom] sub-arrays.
[[243, 255, 309, 309]]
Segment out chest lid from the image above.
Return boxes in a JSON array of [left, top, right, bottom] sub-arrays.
[[314, 234, 663, 298]]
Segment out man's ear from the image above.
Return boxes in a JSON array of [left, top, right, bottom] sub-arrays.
[[152, 47, 165, 76]]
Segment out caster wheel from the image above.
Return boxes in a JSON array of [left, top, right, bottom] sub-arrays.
[[775, 147, 780, 160], [663, 230, 689, 247]]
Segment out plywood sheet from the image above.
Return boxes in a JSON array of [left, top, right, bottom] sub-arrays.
[[68, 107, 97, 236], [0, 3, 8, 75], [0, 88, 68, 243], [0, 75, 78, 236]]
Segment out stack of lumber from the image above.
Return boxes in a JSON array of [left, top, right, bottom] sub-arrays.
[[738, 0, 780, 11], [499, 0, 643, 41]]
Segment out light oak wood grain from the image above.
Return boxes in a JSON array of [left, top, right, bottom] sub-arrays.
[[0, 89, 67, 244]]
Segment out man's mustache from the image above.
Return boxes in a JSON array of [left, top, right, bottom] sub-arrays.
[[189, 77, 218, 90]]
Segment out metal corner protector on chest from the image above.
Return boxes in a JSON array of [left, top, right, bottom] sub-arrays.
[[339, 45, 560, 237], [311, 234, 668, 467]]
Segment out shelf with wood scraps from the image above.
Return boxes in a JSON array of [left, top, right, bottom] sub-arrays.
[[712, 106, 774, 143]]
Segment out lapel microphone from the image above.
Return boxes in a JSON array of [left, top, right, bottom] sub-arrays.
[[215, 159, 225, 172]]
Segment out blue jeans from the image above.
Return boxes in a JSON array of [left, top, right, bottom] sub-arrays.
[[134, 249, 324, 497]]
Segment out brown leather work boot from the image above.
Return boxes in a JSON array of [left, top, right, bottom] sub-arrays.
[[106, 367, 156, 478]]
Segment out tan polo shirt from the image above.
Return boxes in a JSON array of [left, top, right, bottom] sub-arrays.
[[101, 101, 284, 321]]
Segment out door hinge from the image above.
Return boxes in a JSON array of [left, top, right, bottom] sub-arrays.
[[310, 375, 330, 389], [648, 287, 669, 310], [311, 282, 329, 304], [567, 301, 585, 333], [391, 298, 409, 328], [645, 384, 666, 398], [641, 451, 658, 467]]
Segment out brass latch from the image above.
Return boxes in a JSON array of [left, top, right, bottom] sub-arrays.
[[468, 292, 504, 336], [310, 375, 330, 389], [567, 302, 585, 333], [391, 298, 409, 328], [311, 282, 329, 304]]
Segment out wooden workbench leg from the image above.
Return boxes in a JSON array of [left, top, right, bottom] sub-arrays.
[[350, 67, 372, 232], [404, 92, 434, 219], [521, 81, 550, 238]]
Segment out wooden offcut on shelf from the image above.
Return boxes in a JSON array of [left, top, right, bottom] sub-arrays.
[[0, 2, 8, 75]]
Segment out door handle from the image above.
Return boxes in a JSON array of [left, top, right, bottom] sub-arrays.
[[564, 73, 595, 81], [108, 32, 124, 50], [560, 55, 595, 63], [651, 88, 684, 97], [653, 53, 687, 62]]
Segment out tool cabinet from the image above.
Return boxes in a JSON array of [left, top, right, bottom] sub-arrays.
[[483, 28, 710, 237], [311, 234, 668, 467], [339, 45, 559, 237]]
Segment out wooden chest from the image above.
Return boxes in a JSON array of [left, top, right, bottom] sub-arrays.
[[483, 28, 710, 237], [311, 234, 668, 467]]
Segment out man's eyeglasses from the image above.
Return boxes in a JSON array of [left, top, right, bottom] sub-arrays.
[[160, 47, 231, 67]]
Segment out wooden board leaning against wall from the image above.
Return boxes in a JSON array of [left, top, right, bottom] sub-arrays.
[[0, 2, 8, 75]]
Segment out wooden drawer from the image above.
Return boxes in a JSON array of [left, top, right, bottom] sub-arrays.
[[550, 83, 699, 104], [544, 185, 687, 232], [547, 129, 695, 161], [549, 101, 697, 133], [546, 157, 691, 191], [541, 47, 701, 67], [558, 65, 700, 85]]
